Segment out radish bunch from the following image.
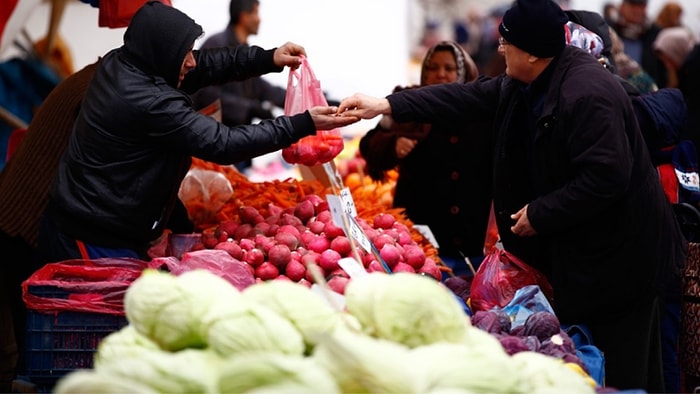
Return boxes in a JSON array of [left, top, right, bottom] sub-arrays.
[[195, 194, 441, 294]]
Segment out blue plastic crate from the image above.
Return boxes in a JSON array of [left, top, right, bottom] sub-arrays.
[[24, 285, 128, 388]]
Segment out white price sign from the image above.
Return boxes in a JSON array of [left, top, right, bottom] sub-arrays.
[[326, 194, 372, 253], [347, 216, 372, 253], [339, 187, 358, 218], [338, 257, 368, 278]]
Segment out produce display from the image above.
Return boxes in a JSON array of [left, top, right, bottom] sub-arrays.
[[471, 309, 586, 368], [172, 158, 444, 287], [54, 269, 597, 393], [336, 152, 397, 211], [36, 149, 605, 393], [281, 130, 345, 167]]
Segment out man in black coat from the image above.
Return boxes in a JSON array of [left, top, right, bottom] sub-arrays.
[[36, 1, 357, 264], [338, 0, 686, 391]]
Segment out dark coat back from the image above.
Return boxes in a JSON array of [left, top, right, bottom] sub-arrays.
[[48, 4, 315, 250], [388, 46, 686, 323]]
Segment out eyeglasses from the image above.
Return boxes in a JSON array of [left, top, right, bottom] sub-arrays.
[[498, 37, 510, 46]]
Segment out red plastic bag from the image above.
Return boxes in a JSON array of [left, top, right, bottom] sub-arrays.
[[281, 56, 344, 166], [22, 258, 149, 315], [469, 248, 554, 312], [483, 201, 500, 254]]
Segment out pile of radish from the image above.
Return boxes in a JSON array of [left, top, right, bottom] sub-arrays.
[[188, 194, 441, 293]]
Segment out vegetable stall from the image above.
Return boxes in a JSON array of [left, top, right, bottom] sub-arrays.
[[20, 147, 611, 393], [52, 270, 598, 393], [7, 1, 612, 392]]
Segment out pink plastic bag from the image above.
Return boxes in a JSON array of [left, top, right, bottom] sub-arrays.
[[281, 56, 344, 166], [149, 249, 255, 291]]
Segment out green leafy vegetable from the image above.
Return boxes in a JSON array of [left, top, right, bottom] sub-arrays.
[[345, 272, 471, 347]]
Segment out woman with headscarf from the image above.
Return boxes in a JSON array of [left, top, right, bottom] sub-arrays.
[[359, 41, 493, 278], [653, 26, 697, 88]]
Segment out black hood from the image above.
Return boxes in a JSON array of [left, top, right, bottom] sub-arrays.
[[121, 1, 203, 87]]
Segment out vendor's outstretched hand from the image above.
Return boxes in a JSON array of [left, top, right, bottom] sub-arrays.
[[309, 106, 359, 130], [337, 93, 391, 120], [274, 42, 306, 69]]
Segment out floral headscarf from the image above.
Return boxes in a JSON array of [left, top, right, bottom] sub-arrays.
[[420, 41, 478, 85]]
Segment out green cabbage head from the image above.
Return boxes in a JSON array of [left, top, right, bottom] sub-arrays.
[[203, 297, 305, 357], [124, 269, 240, 351], [53, 370, 159, 394], [94, 347, 223, 393], [409, 341, 519, 393], [511, 351, 596, 393], [241, 280, 347, 352], [344, 272, 471, 347], [218, 352, 339, 393], [312, 327, 425, 393], [94, 325, 160, 367]]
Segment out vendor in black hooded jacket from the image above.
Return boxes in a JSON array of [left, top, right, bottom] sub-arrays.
[[36, 1, 357, 263], [338, 0, 686, 391]]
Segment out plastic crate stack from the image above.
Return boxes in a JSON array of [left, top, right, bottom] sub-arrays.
[[21, 258, 147, 390]]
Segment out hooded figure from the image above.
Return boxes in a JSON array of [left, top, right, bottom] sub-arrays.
[[359, 41, 492, 275], [121, 2, 203, 88], [38, 1, 347, 262]]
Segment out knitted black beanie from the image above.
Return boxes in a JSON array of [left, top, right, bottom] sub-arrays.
[[499, 0, 569, 58]]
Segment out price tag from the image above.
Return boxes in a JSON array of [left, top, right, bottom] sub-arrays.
[[338, 257, 368, 278], [413, 224, 440, 249], [347, 216, 372, 253], [326, 194, 372, 253], [339, 187, 358, 217], [326, 194, 345, 228]]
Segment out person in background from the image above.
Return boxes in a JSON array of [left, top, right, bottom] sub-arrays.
[[655, 1, 684, 29], [457, 8, 485, 57], [337, 0, 686, 390], [190, 0, 284, 171], [631, 87, 692, 394], [612, 0, 665, 87], [603, 2, 619, 27], [679, 43, 700, 159], [610, 26, 659, 93], [359, 41, 492, 279], [567, 14, 694, 391], [474, 4, 508, 77], [653, 26, 697, 89], [0, 62, 98, 389], [35, 1, 357, 265]]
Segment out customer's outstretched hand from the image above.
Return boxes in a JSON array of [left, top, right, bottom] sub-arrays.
[[337, 93, 391, 120], [309, 106, 359, 130]]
